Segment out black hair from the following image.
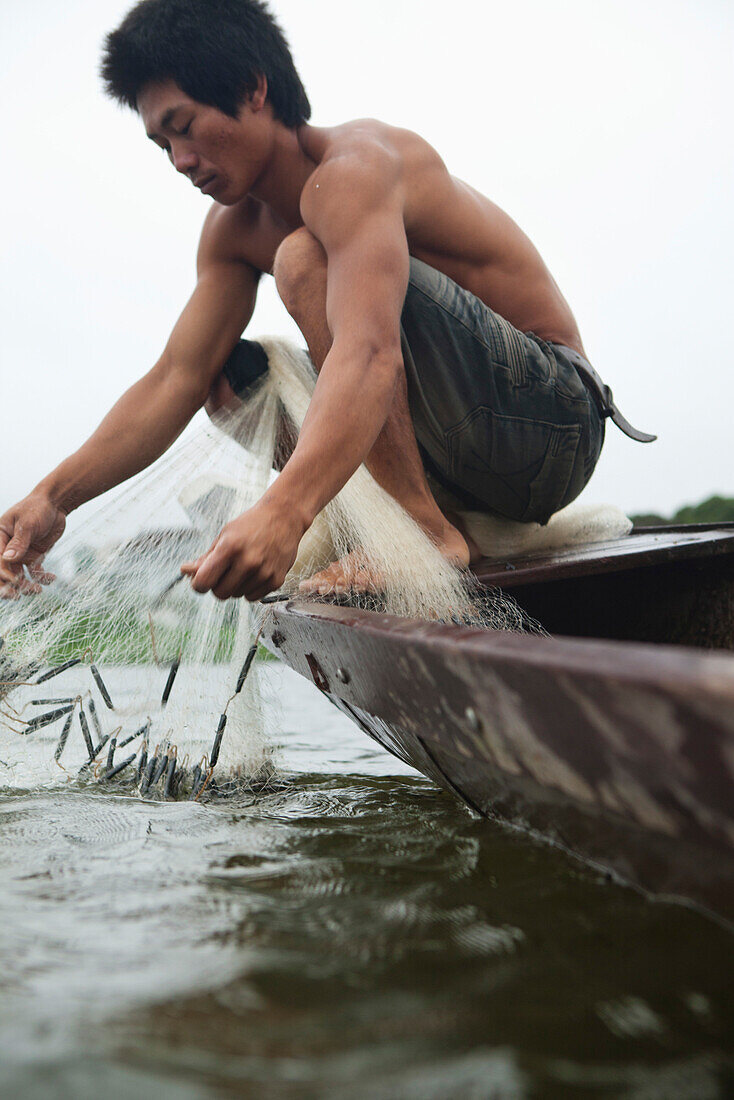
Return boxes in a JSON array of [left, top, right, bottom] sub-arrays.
[[100, 0, 310, 128]]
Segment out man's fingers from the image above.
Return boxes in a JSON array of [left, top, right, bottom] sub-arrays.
[[246, 579, 278, 602], [210, 557, 266, 601], [0, 572, 40, 599], [27, 554, 55, 585], [190, 545, 233, 593], [2, 523, 32, 563], [215, 576, 273, 602], [28, 566, 56, 585], [183, 551, 208, 573], [0, 553, 30, 590], [211, 565, 242, 601], [184, 517, 289, 602], [182, 537, 217, 577], [0, 559, 21, 586]]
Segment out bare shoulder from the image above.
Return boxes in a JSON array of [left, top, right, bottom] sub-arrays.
[[302, 118, 444, 169], [300, 119, 445, 222]]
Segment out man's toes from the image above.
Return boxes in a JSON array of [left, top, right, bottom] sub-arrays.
[[352, 568, 377, 593], [317, 570, 341, 594], [299, 555, 383, 597], [299, 574, 327, 594]]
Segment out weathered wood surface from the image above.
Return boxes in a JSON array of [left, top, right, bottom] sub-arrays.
[[262, 527, 734, 919]]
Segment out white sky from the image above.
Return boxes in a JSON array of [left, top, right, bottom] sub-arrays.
[[1, 0, 732, 521]]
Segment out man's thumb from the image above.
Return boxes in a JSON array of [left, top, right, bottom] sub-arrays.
[[3, 524, 31, 561]]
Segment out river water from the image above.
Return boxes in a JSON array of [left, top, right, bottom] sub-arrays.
[[1, 662, 732, 1099]]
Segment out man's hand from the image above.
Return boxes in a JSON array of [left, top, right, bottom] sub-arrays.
[[181, 500, 304, 602], [0, 494, 65, 598]]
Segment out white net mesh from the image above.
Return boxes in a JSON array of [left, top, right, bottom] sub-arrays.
[[0, 338, 539, 797]]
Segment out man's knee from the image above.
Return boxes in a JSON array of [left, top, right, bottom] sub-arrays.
[[273, 227, 326, 316]]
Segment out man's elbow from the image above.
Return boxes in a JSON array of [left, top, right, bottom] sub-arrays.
[[373, 347, 403, 396], [336, 333, 403, 381], [365, 340, 404, 399]]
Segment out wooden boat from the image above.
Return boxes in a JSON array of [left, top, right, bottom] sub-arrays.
[[261, 524, 734, 922]]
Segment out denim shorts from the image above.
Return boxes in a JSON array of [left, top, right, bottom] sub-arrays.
[[400, 257, 605, 524], [223, 257, 606, 526]]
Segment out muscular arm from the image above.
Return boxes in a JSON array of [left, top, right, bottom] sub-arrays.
[[187, 145, 412, 600], [0, 211, 259, 584], [265, 147, 409, 525]]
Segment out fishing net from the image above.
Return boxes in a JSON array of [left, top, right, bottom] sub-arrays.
[[0, 398, 275, 798], [0, 338, 538, 798]]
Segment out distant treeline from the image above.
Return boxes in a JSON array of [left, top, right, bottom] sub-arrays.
[[632, 495, 734, 527]]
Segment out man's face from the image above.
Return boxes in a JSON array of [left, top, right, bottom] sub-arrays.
[[138, 79, 269, 206]]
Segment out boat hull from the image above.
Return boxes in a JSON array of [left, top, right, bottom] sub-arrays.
[[262, 528, 734, 920]]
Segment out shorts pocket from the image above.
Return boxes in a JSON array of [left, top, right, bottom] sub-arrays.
[[445, 407, 582, 523]]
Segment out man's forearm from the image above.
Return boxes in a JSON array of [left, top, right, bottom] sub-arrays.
[[262, 340, 402, 527], [37, 364, 208, 513]]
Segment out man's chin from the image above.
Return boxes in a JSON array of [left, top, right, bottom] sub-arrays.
[[211, 181, 248, 207]]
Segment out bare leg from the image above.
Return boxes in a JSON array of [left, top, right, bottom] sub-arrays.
[[273, 230, 477, 592]]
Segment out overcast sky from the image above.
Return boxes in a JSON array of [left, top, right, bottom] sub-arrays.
[[1, 0, 732, 524]]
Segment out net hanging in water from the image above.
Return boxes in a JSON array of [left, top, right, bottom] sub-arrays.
[[0, 337, 537, 796]]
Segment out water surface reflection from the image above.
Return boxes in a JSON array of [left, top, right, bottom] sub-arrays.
[[0, 666, 732, 1098]]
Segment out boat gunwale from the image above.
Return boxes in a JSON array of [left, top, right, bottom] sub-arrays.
[[273, 596, 734, 704], [473, 525, 734, 589]]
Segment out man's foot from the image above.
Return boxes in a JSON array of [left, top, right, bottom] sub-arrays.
[[298, 520, 474, 596]]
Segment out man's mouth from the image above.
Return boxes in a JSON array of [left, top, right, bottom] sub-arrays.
[[195, 174, 217, 195]]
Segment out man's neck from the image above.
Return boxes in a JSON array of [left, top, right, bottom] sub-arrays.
[[249, 123, 317, 227]]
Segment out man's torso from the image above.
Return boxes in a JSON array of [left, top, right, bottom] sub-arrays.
[[205, 118, 585, 355]]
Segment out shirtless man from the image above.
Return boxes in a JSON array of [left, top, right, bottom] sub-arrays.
[[0, 0, 651, 603]]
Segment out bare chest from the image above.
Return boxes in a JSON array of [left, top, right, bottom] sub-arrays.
[[226, 169, 581, 349]]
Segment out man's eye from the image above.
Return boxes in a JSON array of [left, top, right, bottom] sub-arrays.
[[180, 121, 192, 136]]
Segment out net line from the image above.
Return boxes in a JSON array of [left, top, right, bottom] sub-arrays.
[[0, 338, 538, 796]]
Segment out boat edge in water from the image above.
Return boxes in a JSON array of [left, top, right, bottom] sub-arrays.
[[261, 526, 734, 923]]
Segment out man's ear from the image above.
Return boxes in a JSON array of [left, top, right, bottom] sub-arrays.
[[249, 74, 268, 113]]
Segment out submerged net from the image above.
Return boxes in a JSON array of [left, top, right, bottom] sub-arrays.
[[0, 338, 538, 797], [0, 401, 275, 797]]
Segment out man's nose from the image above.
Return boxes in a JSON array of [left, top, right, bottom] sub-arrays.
[[171, 145, 198, 176]]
